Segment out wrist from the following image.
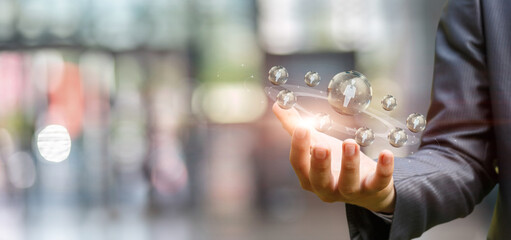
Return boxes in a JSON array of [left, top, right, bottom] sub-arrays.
[[377, 186, 396, 214], [365, 183, 396, 214]]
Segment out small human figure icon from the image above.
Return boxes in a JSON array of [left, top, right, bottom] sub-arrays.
[[393, 133, 401, 144], [361, 132, 368, 143], [275, 71, 282, 81], [343, 80, 357, 107], [413, 118, 420, 129]]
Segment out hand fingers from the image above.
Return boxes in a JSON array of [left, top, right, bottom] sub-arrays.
[[338, 139, 360, 196], [272, 102, 302, 135], [309, 143, 335, 197], [364, 150, 394, 192], [290, 126, 312, 190]]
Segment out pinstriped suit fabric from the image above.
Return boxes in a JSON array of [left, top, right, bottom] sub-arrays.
[[346, 0, 511, 239]]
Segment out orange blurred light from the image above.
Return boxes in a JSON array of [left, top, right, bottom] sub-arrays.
[[46, 62, 84, 139]]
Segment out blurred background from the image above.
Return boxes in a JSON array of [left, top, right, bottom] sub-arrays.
[[0, 0, 498, 239]]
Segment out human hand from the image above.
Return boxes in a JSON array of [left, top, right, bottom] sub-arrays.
[[272, 103, 396, 213]]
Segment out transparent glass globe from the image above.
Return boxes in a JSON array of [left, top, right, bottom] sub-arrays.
[[304, 71, 321, 87], [406, 113, 426, 133], [327, 71, 372, 115], [381, 95, 397, 111], [276, 89, 296, 109], [268, 66, 289, 85], [314, 113, 332, 132], [388, 127, 407, 148], [355, 127, 375, 147]]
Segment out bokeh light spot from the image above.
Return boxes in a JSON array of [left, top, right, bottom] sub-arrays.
[[36, 124, 71, 163]]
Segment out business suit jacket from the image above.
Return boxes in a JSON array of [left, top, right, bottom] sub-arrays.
[[346, 0, 511, 239]]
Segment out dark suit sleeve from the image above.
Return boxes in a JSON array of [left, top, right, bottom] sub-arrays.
[[346, 0, 499, 239]]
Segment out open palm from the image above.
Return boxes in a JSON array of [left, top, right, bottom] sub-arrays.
[[273, 103, 396, 213]]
